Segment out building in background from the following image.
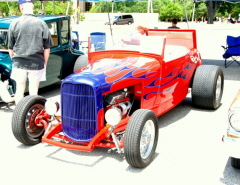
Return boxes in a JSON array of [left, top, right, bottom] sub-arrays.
[[72, 0, 94, 12]]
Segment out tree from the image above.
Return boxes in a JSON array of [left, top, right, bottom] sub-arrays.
[[89, 1, 149, 13], [184, 0, 195, 21], [130, 1, 148, 13], [153, 0, 169, 18], [160, 2, 184, 21], [89, 2, 109, 13], [0, 2, 19, 16], [217, 1, 238, 20], [195, 2, 207, 21], [206, 1, 222, 24], [206, 1, 240, 24], [0, 1, 74, 17]]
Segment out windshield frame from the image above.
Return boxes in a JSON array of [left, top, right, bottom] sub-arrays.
[[90, 34, 166, 57]]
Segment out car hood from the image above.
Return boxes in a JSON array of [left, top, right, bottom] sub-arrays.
[[63, 54, 160, 93], [0, 52, 12, 77]]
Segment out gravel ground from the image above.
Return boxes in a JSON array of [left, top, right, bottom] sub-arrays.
[[0, 21, 240, 185]]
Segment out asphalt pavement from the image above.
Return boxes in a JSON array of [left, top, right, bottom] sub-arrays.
[[0, 22, 240, 185]]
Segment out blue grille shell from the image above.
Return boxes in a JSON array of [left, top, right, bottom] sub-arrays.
[[61, 83, 97, 142]]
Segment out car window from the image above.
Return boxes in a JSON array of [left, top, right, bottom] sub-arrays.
[[61, 20, 69, 45], [47, 22, 58, 47], [0, 30, 8, 51]]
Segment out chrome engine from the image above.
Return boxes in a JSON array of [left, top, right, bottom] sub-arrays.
[[104, 88, 132, 123]]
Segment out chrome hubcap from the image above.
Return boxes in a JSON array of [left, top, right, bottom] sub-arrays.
[[140, 120, 155, 159], [215, 75, 222, 100]]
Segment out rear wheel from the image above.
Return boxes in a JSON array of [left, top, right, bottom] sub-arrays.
[[12, 95, 46, 145], [124, 109, 158, 168], [73, 55, 88, 72], [231, 157, 240, 169], [128, 21, 132, 25], [192, 65, 224, 109]]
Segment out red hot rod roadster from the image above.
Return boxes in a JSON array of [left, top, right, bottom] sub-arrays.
[[12, 29, 224, 168]]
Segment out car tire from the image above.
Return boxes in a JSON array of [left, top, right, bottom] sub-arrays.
[[124, 109, 158, 168], [128, 21, 132, 25], [113, 23, 117, 25], [192, 65, 224, 109], [73, 55, 88, 72], [12, 95, 46, 145], [231, 157, 240, 169]]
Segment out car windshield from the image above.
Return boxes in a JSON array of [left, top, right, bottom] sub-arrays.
[[112, 16, 118, 20], [0, 30, 8, 52], [90, 33, 166, 56]]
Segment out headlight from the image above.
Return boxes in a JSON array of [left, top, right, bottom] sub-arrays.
[[45, 99, 60, 115], [229, 110, 240, 132], [105, 107, 122, 126]]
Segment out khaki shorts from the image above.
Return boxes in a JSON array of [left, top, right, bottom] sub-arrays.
[[11, 66, 46, 83]]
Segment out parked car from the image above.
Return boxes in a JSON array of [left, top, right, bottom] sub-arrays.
[[0, 15, 88, 103], [12, 29, 224, 168], [105, 14, 134, 25], [222, 90, 240, 169]]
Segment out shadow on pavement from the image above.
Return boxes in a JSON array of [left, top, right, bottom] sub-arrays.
[[220, 157, 240, 184], [202, 59, 240, 81]]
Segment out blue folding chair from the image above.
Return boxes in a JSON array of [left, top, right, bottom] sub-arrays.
[[222, 35, 240, 68], [90, 32, 106, 51]]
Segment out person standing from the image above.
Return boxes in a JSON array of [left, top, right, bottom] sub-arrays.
[[168, 19, 180, 29], [8, 0, 53, 105], [71, 31, 78, 49]]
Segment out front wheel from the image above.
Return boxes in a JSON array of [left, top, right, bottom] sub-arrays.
[[12, 95, 46, 145], [124, 109, 158, 168], [192, 65, 224, 109]]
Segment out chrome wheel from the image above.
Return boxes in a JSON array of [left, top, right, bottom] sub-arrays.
[[140, 120, 155, 159], [215, 75, 222, 101], [124, 109, 158, 168]]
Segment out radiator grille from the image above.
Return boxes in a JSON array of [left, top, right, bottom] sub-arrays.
[[61, 83, 97, 142]]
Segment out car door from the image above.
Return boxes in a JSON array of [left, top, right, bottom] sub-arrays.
[[39, 20, 63, 88], [117, 16, 124, 25]]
